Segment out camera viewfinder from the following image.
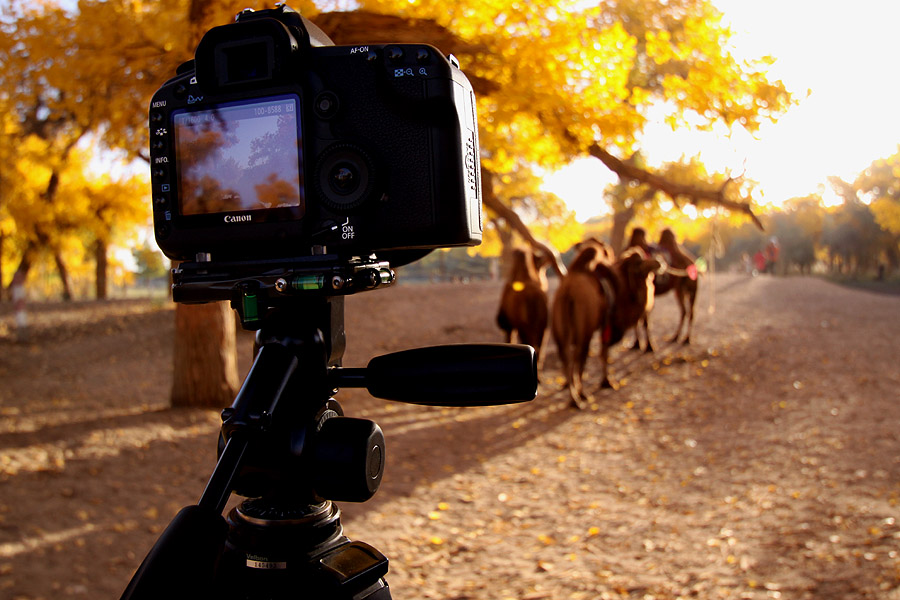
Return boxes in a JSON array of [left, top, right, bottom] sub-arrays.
[[217, 39, 274, 85]]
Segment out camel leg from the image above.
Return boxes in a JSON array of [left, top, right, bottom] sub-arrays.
[[667, 286, 687, 344], [629, 333, 641, 351], [560, 339, 580, 405], [642, 315, 655, 353], [569, 335, 593, 409], [599, 342, 614, 389], [629, 319, 644, 351], [681, 288, 696, 345], [552, 323, 569, 394], [629, 317, 643, 351]]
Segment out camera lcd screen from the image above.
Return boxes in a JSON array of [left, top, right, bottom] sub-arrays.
[[173, 95, 304, 218]]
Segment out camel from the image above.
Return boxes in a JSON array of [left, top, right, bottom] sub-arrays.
[[627, 227, 699, 350], [496, 246, 553, 375], [551, 240, 659, 408]]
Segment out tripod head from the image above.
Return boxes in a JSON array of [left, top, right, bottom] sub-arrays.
[[121, 255, 537, 599]]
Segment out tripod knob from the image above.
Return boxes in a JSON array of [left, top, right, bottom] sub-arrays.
[[313, 417, 385, 502]]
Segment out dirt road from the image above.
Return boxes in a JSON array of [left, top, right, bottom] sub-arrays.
[[0, 273, 898, 599]]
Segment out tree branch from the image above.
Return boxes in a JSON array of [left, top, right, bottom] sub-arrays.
[[588, 142, 764, 230], [481, 167, 567, 277]]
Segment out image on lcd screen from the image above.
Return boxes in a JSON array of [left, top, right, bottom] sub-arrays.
[[174, 96, 304, 217]]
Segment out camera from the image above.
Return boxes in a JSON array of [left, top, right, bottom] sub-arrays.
[[149, 5, 481, 263]]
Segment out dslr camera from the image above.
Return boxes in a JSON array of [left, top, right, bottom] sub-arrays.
[[149, 4, 481, 264]]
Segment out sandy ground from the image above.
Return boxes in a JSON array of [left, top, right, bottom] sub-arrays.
[[0, 272, 899, 599]]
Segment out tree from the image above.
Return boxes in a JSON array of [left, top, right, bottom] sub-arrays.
[[82, 169, 151, 299], [0, 3, 160, 299], [855, 148, 900, 273], [1, 6, 98, 297], [855, 148, 900, 235], [0, 0, 258, 405], [767, 198, 821, 275], [823, 177, 893, 276]]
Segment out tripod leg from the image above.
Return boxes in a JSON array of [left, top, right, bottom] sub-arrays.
[[199, 434, 249, 514], [120, 505, 227, 600]]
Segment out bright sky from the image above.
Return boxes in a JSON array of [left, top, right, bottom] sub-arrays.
[[545, 0, 900, 222]]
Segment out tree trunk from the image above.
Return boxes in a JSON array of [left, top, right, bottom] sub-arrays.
[[53, 251, 73, 301], [8, 249, 34, 340], [94, 239, 108, 300], [170, 302, 239, 408], [0, 232, 5, 301], [610, 204, 636, 255], [7, 244, 34, 299]]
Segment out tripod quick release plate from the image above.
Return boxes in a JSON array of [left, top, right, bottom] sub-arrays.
[[171, 255, 395, 328]]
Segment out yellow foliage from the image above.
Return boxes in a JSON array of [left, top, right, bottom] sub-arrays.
[[871, 197, 900, 236], [855, 146, 900, 235]]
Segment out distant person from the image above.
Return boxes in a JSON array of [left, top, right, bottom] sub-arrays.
[[764, 238, 779, 274], [11, 270, 28, 342], [741, 252, 752, 274], [753, 250, 766, 276]]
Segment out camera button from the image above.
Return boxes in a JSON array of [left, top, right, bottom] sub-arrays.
[[416, 48, 430, 63], [386, 46, 404, 61], [314, 92, 340, 119]]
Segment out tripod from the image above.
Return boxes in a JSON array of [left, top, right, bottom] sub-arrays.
[[120, 258, 537, 599]]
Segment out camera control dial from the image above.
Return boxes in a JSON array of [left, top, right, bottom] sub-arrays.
[[315, 143, 377, 214]]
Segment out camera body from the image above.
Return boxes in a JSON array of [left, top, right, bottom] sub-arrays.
[[149, 5, 481, 262]]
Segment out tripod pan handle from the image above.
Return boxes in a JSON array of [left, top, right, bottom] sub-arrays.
[[363, 343, 537, 406]]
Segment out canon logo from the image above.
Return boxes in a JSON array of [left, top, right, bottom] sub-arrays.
[[224, 215, 252, 223]]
